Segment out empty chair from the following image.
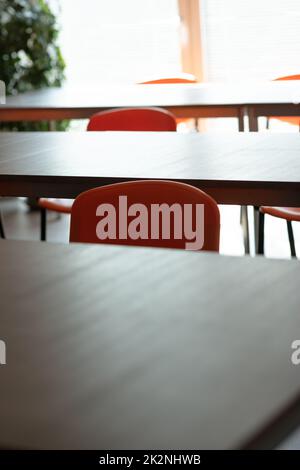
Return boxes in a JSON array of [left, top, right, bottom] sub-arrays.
[[70, 180, 220, 252], [258, 207, 300, 258], [139, 74, 198, 130], [259, 75, 300, 257], [267, 74, 300, 129], [38, 107, 177, 241], [139, 73, 197, 85], [86, 107, 177, 132]]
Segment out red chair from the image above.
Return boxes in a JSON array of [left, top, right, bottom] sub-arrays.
[[87, 107, 177, 132], [267, 74, 300, 129], [70, 180, 220, 252], [259, 75, 300, 257], [258, 207, 300, 258], [38, 107, 177, 241], [139, 73, 197, 85], [139, 74, 198, 130]]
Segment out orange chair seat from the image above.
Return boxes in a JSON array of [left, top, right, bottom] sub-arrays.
[[39, 198, 73, 214], [269, 116, 300, 127], [260, 206, 300, 222], [269, 75, 300, 127]]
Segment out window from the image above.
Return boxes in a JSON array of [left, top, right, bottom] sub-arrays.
[[201, 0, 300, 81], [58, 0, 182, 86]]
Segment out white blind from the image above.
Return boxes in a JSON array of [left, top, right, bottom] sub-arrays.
[[59, 0, 181, 86], [201, 0, 300, 81]]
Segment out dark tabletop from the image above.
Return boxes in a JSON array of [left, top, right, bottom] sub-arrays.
[[0, 132, 300, 206], [0, 240, 300, 449]]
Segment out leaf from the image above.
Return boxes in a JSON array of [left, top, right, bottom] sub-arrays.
[[0, 0, 68, 131]]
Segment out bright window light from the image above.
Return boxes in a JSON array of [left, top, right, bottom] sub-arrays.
[[58, 0, 181, 86], [201, 0, 300, 81]]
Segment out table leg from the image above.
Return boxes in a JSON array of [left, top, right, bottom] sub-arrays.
[[247, 107, 260, 253], [238, 107, 245, 132], [238, 107, 250, 253], [49, 121, 57, 131], [248, 107, 259, 132], [253, 206, 261, 255], [240, 205, 250, 255]]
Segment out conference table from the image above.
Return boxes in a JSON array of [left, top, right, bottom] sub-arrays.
[[0, 239, 300, 449], [0, 132, 299, 208], [0, 83, 244, 128], [2, 81, 300, 131]]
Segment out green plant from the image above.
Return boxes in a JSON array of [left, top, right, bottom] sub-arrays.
[[0, 0, 68, 130]]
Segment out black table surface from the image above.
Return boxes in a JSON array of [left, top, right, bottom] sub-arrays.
[[0, 132, 300, 206]]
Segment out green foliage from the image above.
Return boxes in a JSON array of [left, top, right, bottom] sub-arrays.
[[0, 0, 68, 130]]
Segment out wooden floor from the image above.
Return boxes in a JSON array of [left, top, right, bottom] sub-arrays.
[[0, 197, 299, 258], [0, 198, 70, 244]]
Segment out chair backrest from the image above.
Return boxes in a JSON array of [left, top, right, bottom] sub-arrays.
[[70, 180, 220, 252], [87, 107, 177, 132], [139, 73, 197, 84], [271, 75, 300, 127], [274, 74, 300, 81]]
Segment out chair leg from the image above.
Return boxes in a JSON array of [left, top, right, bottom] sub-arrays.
[[287, 221, 297, 258], [257, 211, 265, 255], [0, 211, 5, 239], [253, 206, 261, 254], [240, 205, 250, 254], [40, 208, 47, 241]]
